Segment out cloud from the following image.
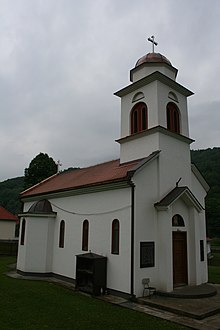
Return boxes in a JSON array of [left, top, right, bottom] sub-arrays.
[[0, 0, 219, 180]]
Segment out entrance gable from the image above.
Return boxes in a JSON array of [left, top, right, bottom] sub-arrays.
[[154, 186, 203, 212]]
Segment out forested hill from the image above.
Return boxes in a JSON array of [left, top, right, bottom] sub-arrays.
[[0, 176, 24, 215], [0, 147, 219, 237], [191, 147, 220, 237]]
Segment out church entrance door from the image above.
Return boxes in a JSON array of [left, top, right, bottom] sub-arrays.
[[172, 231, 188, 287]]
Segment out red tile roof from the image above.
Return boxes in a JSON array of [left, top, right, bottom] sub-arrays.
[[21, 158, 142, 198], [0, 206, 18, 222]]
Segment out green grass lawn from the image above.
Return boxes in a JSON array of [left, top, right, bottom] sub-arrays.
[[208, 265, 220, 284], [208, 251, 220, 284], [0, 257, 186, 330]]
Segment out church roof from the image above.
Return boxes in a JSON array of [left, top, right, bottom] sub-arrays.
[[20, 158, 145, 199], [0, 206, 18, 223]]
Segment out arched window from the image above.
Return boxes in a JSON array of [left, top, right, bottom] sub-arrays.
[[167, 102, 180, 134], [168, 91, 178, 103], [82, 220, 89, 251], [132, 92, 144, 103], [172, 214, 185, 227], [20, 218, 26, 245], [59, 220, 65, 248], [111, 219, 120, 254], [131, 102, 148, 134]]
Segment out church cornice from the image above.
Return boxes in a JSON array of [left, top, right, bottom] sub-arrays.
[[116, 126, 194, 145], [18, 212, 57, 218], [114, 71, 193, 98]]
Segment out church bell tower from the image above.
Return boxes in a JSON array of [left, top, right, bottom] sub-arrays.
[[114, 37, 194, 167]]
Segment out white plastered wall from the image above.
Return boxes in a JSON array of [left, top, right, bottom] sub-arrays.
[[158, 134, 192, 194], [130, 152, 208, 297], [41, 186, 132, 294], [131, 157, 160, 297], [0, 221, 16, 239], [131, 64, 177, 82], [17, 215, 55, 273]]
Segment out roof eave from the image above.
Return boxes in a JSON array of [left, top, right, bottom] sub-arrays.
[[127, 150, 161, 178], [18, 212, 57, 218], [114, 71, 194, 98], [20, 173, 59, 197], [191, 164, 210, 192], [20, 178, 131, 202]]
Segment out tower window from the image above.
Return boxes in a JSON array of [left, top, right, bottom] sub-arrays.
[[167, 102, 180, 134], [132, 92, 144, 102], [168, 91, 178, 103], [131, 102, 148, 134], [82, 219, 89, 251]]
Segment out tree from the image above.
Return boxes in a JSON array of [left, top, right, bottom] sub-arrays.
[[24, 153, 57, 189]]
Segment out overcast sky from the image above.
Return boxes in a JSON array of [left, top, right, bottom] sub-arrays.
[[0, 0, 219, 181]]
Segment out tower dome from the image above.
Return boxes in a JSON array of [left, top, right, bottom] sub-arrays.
[[130, 52, 177, 82], [135, 52, 172, 67], [28, 199, 54, 213]]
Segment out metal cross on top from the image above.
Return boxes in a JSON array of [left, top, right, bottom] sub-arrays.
[[148, 35, 158, 53]]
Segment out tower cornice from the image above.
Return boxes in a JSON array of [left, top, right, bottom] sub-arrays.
[[114, 71, 193, 98], [116, 125, 194, 145]]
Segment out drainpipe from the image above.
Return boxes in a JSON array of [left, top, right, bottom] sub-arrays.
[[128, 180, 135, 299]]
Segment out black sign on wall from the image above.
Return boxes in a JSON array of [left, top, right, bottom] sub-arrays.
[[140, 242, 155, 268]]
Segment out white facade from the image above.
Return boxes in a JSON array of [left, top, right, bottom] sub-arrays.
[[17, 51, 209, 298]]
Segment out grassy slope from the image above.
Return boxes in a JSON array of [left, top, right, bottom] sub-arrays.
[[0, 257, 186, 330]]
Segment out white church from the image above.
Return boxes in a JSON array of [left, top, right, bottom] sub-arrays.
[[17, 39, 209, 298]]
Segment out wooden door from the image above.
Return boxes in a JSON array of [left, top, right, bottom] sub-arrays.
[[172, 231, 188, 287]]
